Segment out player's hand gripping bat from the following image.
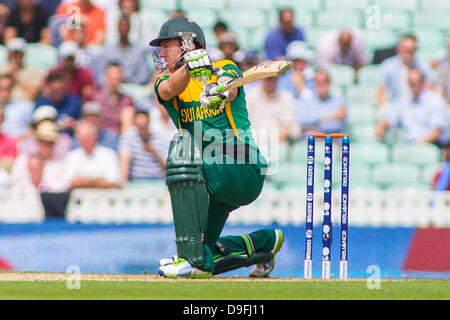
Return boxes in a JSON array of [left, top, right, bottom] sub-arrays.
[[207, 60, 294, 96]]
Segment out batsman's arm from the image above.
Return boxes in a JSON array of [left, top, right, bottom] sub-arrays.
[[217, 75, 238, 102], [157, 66, 191, 101]]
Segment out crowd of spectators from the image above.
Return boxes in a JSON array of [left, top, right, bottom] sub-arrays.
[[0, 0, 178, 217], [214, 7, 449, 190], [0, 0, 449, 220]]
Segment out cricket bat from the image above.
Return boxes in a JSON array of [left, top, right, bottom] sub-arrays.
[[211, 60, 293, 95]]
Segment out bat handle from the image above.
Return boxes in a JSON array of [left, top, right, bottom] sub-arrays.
[[212, 66, 224, 77]]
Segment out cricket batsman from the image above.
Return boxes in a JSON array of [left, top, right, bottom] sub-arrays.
[[150, 17, 284, 278]]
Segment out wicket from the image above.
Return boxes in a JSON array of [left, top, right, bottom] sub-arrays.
[[304, 133, 350, 280]]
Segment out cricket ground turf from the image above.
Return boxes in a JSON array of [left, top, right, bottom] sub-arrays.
[[0, 272, 448, 300]]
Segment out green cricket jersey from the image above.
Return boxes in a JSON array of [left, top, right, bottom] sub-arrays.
[[154, 60, 259, 150]]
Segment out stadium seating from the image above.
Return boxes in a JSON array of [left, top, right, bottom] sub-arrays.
[[24, 44, 58, 70], [337, 161, 372, 183], [363, 29, 398, 51], [269, 162, 306, 188], [1, 0, 450, 227], [347, 124, 379, 143], [373, 0, 419, 11], [303, 28, 329, 49], [420, 163, 441, 185], [139, 0, 177, 11], [346, 84, 378, 104], [391, 143, 442, 167], [349, 142, 390, 166], [413, 28, 446, 49], [284, 10, 316, 29], [346, 104, 376, 125], [228, 26, 252, 45], [350, 181, 383, 191], [416, 47, 448, 64], [414, 11, 450, 30], [139, 9, 168, 30], [275, 141, 291, 163], [289, 141, 309, 163], [379, 9, 412, 30], [324, 0, 370, 11], [420, 0, 450, 10], [289, 139, 342, 166], [316, 9, 363, 29], [181, 0, 226, 11], [220, 9, 267, 29], [119, 83, 149, 103], [228, 0, 274, 11], [248, 27, 268, 51], [357, 65, 380, 85], [187, 9, 219, 28], [327, 64, 355, 87], [332, 86, 346, 99], [202, 27, 219, 48], [276, 0, 323, 11], [371, 163, 421, 187]]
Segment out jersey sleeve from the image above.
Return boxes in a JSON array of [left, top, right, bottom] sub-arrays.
[[153, 74, 181, 130], [154, 74, 171, 105], [213, 60, 242, 80], [221, 63, 242, 79]]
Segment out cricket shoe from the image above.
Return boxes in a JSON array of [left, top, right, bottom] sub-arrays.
[[158, 255, 178, 267], [249, 229, 284, 277], [158, 258, 212, 279]]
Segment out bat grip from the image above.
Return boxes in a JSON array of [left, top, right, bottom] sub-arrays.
[[212, 66, 224, 77]]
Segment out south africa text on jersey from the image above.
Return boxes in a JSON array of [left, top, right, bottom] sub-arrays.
[[180, 104, 225, 123]]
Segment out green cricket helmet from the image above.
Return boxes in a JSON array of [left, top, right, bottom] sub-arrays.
[[149, 16, 206, 49]]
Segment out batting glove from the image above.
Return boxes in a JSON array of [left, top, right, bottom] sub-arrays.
[[200, 83, 229, 111], [184, 49, 213, 83]]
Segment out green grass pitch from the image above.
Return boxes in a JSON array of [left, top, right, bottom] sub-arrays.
[[0, 272, 448, 300]]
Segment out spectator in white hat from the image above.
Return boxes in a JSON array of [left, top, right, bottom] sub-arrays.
[[19, 105, 72, 160], [278, 41, 315, 99], [0, 37, 45, 101], [11, 118, 70, 192]]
